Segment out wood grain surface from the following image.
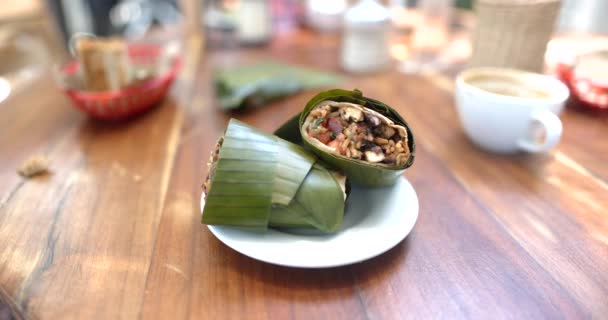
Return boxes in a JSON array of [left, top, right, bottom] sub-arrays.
[[1, 30, 607, 319]]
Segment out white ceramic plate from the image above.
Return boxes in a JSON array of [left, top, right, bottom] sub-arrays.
[[201, 177, 419, 268]]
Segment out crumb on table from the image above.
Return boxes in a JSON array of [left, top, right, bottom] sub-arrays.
[[18, 155, 49, 178]]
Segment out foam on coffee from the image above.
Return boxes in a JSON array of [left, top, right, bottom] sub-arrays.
[[465, 74, 551, 99]]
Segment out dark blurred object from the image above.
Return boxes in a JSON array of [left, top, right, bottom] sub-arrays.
[[45, 0, 94, 45], [469, 0, 561, 73], [46, 0, 180, 47], [89, 0, 121, 36], [55, 43, 181, 120], [557, 50, 608, 112], [214, 61, 342, 110]]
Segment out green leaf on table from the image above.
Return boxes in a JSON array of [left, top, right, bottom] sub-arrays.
[[214, 61, 342, 111]]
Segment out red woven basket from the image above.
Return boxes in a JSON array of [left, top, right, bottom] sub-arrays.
[[58, 43, 182, 120], [556, 51, 608, 111]]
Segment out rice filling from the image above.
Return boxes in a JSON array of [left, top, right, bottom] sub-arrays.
[[303, 101, 411, 166]]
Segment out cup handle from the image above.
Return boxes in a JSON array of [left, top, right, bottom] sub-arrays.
[[517, 109, 563, 153]]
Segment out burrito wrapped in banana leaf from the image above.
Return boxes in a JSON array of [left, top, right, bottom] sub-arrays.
[[275, 89, 415, 187], [202, 119, 347, 233]]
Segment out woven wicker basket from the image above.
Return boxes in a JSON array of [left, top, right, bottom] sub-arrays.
[[469, 0, 562, 72]]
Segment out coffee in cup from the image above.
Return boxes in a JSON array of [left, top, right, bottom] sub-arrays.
[[465, 75, 552, 99], [455, 67, 569, 154]]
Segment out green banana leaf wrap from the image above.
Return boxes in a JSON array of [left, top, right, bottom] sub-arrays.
[[215, 61, 342, 111], [275, 89, 416, 187], [202, 119, 347, 233]]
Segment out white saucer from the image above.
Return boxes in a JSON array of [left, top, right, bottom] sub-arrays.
[[201, 177, 419, 268]]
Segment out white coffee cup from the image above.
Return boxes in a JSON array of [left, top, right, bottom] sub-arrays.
[[455, 67, 569, 154]]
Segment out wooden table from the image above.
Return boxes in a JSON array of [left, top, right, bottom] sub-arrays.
[[1, 30, 607, 320]]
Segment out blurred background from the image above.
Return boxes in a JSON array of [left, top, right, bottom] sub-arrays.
[[0, 0, 607, 104]]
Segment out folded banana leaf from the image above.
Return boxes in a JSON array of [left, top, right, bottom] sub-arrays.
[[275, 89, 416, 187], [215, 61, 342, 110], [202, 119, 347, 232]]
